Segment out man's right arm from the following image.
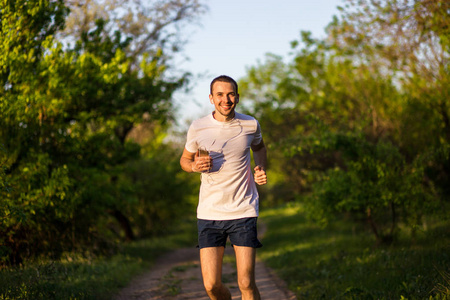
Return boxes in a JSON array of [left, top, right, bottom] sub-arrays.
[[180, 148, 213, 173], [180, 148, 197, 173]]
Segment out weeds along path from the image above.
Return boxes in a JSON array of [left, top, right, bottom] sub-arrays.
[[114, 223, 297, 300]]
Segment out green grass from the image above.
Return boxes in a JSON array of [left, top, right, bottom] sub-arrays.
[[258, 203, 450, 300], [0, 218, 198, 300], [2, 205, 448, 300]]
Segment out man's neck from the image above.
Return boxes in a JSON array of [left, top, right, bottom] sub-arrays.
[[212, 111, 235, 122]]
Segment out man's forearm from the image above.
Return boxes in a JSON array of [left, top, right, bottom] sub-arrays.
[[253, 146, 267, 170], [180, 157, 195, 173]]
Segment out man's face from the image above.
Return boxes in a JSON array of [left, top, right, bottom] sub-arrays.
[[209, 81, 239, 122]]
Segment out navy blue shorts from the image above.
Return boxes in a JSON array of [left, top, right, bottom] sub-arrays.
[[197, 217, 263, 249]]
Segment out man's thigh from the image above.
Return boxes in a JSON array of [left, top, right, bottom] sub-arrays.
[[200, 247, 225, 284], [234, 246, 257, 282]]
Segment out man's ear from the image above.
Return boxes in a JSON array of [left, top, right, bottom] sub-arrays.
[[209, 94, 214, 104], [236, 95, 240, 104]]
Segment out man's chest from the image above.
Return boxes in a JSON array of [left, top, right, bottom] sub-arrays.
[[197, 125, 254, 154]]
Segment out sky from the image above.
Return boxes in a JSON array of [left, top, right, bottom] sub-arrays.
[[173, 0, 343, 129]]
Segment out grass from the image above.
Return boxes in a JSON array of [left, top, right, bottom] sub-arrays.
[[2, 205, 448, 300], [258, 203, 450, 300], [0, 218, 198, 300]]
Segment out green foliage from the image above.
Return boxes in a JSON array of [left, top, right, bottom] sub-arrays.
[[304, 133, 440, 243], [240, 0, 450, 244], [121, 142, 197, 238], [0, 0, 196, 265], [0, 219, 197, 300], [259, 204, 450, 299]]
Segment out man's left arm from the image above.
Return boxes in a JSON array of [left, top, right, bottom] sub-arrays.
[[251, 139, 267, 185]]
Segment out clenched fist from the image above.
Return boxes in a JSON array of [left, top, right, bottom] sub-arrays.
[[254, 165, 267, 185]]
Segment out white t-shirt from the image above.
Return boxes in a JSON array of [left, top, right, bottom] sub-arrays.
[[185, 112, 263, 220]]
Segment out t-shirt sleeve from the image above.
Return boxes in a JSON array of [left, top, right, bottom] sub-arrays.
[[251, 120, 263, 146], [185, 123, 198, 153]]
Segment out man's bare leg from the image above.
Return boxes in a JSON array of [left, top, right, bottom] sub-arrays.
[[200, 247, 232, 300], [234, 246, 260, 300]]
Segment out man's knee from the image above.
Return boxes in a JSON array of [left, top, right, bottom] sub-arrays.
[[237, 276, 256, 292], [203, 280, 232, 299], [203, 279, 223, 294]]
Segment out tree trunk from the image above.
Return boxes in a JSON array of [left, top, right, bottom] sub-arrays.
[[389, 202, 396, 237], [114, 122, 134, 145], [366, 207, 381, 244], [440, 102, 450, 142], [109, 209, 135, 241]]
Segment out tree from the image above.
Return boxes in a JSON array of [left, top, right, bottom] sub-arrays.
[[324, 0, 450, 206], [328, 0, 450, 151], [0, 0, 204, 265], [60, 0, 206, 69], [239, 0, 449, 243], [1, 0, 69, 265]]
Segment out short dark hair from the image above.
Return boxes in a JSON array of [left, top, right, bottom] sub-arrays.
[[210, 75, 238, 95]]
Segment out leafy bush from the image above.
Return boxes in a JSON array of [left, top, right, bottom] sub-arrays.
[[0, 0, 198, 265], [305, 133, 440, 244]]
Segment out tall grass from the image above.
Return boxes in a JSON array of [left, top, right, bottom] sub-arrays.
[[258, 203, 450, 299], [0, 218, 198, 300]]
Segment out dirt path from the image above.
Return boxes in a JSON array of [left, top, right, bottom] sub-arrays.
[[114, 224, 297, 300]]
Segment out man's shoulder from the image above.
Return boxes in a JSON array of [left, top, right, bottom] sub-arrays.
[[235, 112, 258, 122], [190, 113, 212, 128]]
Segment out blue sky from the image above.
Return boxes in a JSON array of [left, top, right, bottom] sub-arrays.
[[173, 0, 343, 128]]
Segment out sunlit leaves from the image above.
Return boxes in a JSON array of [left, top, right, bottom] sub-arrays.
[[0, 0, 198, 265], [240, 0, 450, 243]]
